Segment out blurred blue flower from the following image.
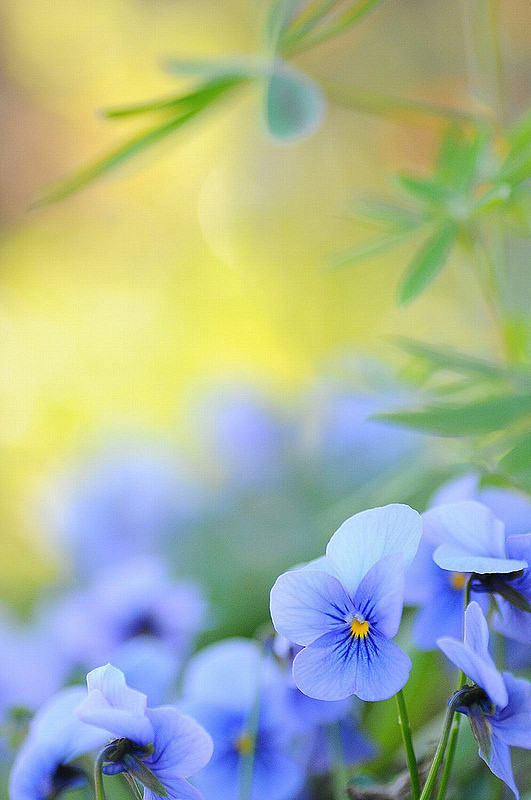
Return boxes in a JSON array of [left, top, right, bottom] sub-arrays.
[[270, 505, 422, 701], [76, 664, 213, 800], [110, 637, 180, 706], [193, 384, 291, 493], [438, 602, 531, 799], [492, 534, 531, 645], [51, 440, 202, 578], [430, 474, 531, 536], [9, 686, 109, 800], [180, 638, 304, 800], [47, 557, 210, 673]]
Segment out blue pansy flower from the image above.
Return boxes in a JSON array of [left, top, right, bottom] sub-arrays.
[[76, 664, 213, 800], [422, 501, 531, 642], [270, 504, 422, 701], [430, 473, 531, 536], [180, 638, 304, 800], [438, 602, 531, 799], [9, 686, 109, 800], [47, 556, 210, 671]]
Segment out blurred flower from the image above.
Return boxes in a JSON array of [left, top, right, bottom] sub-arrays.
[[193, 384, 291, 493], [180, 638, 304, 800], [110, 637, 180, 706], [76, 664, 213, 800], [270, 504, 422, 701], [46, 556, 210, 673], [9, 686, 108, 800], [430, 474, 531, 536], [51, 440, 202, 578], [438, 602, 531, 799], [422, 501, 530, 643]]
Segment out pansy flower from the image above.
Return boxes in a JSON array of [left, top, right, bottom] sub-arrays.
[[270, 504, 422, 701], [9, 687, 109, 800], [76, 664, 213, 800], [423, 501, 531, 642], [438, 602, 531, 799], [180, 638, 304, 800]]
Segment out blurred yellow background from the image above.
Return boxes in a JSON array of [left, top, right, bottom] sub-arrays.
[[0, 0, 528, 601]]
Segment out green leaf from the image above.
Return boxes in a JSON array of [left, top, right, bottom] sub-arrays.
[[396, 175, 448, 206], [122, 753, 168, 796], [397, 221, 458, 305], [436, 128, 489, 191], [499, 430, 531, 491], [327, 225, 421, 270], [282, 0, 384, 56], [350, 195, 425, 229], [394, 338, 514, 380], [468, 706, 492, 762], [374, 392, 531, 437], [471, 183, 512, 216], [33, 79, 240, 206]]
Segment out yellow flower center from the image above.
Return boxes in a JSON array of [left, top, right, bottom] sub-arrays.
[[234, 733, 254, 755], [450, 572, 467, 591], [350, 615, 370, 639]]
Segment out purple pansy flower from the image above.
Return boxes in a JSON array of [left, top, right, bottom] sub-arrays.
[[9, 687, 109, 800], [180, 638, 304, 800], [76, 664, 213, 800], [422, 501, 531, 643], [270, 504, 422, 701], [438, 602, 531, 799]]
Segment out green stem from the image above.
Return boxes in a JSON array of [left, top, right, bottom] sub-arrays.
[[435, 715, 461, 800], [395, 689, 421, 800], [93, 746, 115, 800], [418, 701, 458, 800], [326, 722, 350, 800]]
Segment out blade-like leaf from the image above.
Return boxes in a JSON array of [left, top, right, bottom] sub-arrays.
[[122, 753, 168, 797], [327, 224, 421, 270], [396, 175, 448, 206], [33, 80, 240, 206], [499, 430, 531, 492], [282, 0, 385, 56], [374, 392, 531, 437], [468, 705, 492, 762], [398, 221, 458, 305], [394, 338, 514, 380]]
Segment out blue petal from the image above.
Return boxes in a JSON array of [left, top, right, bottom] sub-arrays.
[[463, 601, 491, 659], [412, 589, 465, 651], [429, 474, 480, 506], [181, 639, 281, 713], [352, 553, 405, 638], [144, 776, 205, 800], [403, 537, 439, 605], [270, 568, 352, 646], [110, 637, 179, 706], [293, 628, 411, 702], [76, 664, 154, 745], [252, 749, 305, 800], [264, 63, 326, 142], [423, 501, 527, 574], [479, 487, 531, 537], [491, 673, 531, 749], [144, 707, 213, 780], [325, 504, 422, 597], [479, 734, 520, 799]]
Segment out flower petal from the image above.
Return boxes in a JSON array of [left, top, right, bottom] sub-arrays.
[[491, 673, 531, 749], [479, 734, 520, 800], [325, 505, 422, 596], [270, 568, 352, 647], [144, 775, 205, 800], [145, 707, 213, 780], [292, 628, 411, 702], [436, 632, 508, 711], [352, 553, 405, 638]]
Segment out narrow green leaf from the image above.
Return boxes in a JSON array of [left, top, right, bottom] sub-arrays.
[[350, 195, 425, 228], [468, 706, 492, 762], [122, 753, 168, 797], [398, 222, 458, 305], [101, 77, 242, 119], [396, 175, 448, 205], [374, 392, 531, 437], [499, 430, 531, 491], [277, 0, 340, 50], [282, 0, 384, 56], [471, 183, 511, 216], [394, 337, 513, 380], [327, 225, 421, 270], [33, 80, 240, 206]]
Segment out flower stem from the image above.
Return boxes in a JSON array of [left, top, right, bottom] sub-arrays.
[[93, 746, 115, 800], [326, 722, 350, 800], [418, 700, 458, 800], [435, 715, 460, 800], [122, 772, 144, 800], [395, 689, 421, 800]]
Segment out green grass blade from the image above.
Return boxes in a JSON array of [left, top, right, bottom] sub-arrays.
[[394, 337, 513, 380], [327, 225, 420, 270], [283, 0, 384, 56], [499, 430, 531, 492], [373, 392, 531, 436], [396, 175, 448, 205], [398, 221, 458, 305], [33, 80, 240, 206]]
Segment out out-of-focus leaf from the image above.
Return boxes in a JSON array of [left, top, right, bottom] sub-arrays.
[[507, 106, 531, 158], [33, 79, 238, 206], [101, 76, 243, 119], [349, 195, 425, 228], [471, 183, 512, 216], [266, 0, 314, 49], [394, 338, 515, 380], [264, 64, 326, 141], [327, 225, 421, 270], [374, 392, 531, 436], [164, 57, 260, 78], [396, 175, 448, 206], [436, 128, 488, 190], [282, 0, 385, 56], [398, 221, 458, 305], [499, 431, 531, 492]]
